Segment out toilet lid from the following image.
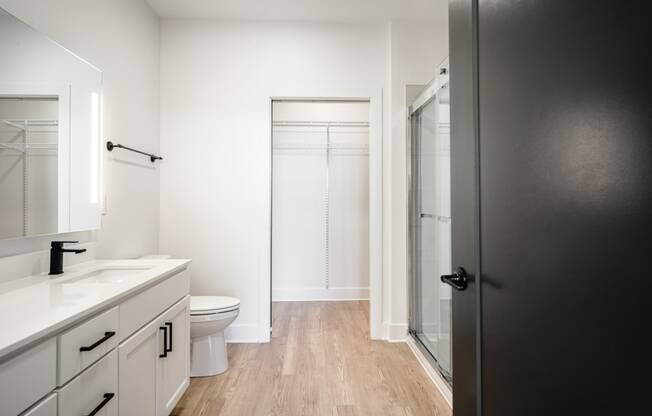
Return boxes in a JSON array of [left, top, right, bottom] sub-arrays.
[[190, 296, 240, 314]]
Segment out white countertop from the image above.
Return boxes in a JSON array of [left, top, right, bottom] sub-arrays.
[[0, 259, 191, 360]]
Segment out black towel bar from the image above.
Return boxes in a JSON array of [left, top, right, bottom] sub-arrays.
[[106, 141, 162, 163]]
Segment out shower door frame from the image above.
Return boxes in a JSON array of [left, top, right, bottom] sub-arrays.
[[407, 62, 452, 387]]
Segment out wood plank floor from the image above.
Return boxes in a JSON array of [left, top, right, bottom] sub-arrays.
[[172, 301, 452, 416]]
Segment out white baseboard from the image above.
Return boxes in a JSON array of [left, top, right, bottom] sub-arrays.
[[381, 321, 409, 341], [272, 286, 369, 301], [225, 324, 259, 343], [406, 337, 453, 408], [387, 322, 408, 342]]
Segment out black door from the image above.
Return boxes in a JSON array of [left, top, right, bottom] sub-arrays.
[[450, 1, 652, 415]]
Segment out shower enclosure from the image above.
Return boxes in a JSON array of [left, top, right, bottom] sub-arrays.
[[408, 60, 452, 385]]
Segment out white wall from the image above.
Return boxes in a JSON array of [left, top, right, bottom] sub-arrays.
[[386, 21, 448, 340], [159, 20, 387, 341], [0, 0, 160, 272]]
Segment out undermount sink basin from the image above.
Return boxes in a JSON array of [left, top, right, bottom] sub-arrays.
[[60, 266, 154, 284]]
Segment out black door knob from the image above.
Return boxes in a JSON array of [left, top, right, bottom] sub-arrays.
[[441, 267, 468, 290]]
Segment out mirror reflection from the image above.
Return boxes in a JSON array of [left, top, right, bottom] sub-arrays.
[[0, 8, 102, 240], [0, 97, 59, 238]]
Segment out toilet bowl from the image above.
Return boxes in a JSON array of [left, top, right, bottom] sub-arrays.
[[137, 255, 240, 377], [190, 295, 240, 377]]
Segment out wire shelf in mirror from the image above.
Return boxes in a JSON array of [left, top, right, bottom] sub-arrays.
[[2, 119, 58, 130]]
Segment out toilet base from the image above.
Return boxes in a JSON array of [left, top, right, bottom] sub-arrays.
[[190, 331, 228, 377]]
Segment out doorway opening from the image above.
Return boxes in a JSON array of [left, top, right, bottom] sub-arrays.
[[271, 99, 371, 326]]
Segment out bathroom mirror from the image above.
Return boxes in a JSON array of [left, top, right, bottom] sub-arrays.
[[0, 8, 102, 240]]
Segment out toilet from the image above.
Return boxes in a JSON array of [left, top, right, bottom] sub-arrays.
[[139, 255, 240, 377], [189, 295, 240, 377]]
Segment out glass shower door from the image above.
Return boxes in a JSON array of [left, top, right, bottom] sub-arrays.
[[409, 71, 452, 383]]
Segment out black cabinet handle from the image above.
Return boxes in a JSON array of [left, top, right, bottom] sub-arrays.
[[165, 322, 173, 352], [79, 332, 116, 352], [83, 393, 114, 416], [159, 326, 168, 358], [441, 267, 469, 291]]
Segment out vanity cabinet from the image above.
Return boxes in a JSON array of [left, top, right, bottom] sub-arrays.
[[118, 296, 190, 416], [0, 265, 191, 416]]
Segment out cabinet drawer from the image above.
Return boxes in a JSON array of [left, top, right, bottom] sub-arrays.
[[57, 306, 119, 385], [120, 268, 189, 341], [0, 338, 56, 416], [21, 394, 56, 416], [58, 349, 118, 416]]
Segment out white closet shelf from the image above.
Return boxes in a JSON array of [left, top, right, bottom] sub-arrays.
[[273, 144, 368, 150], [0, 143, 58, 151], [273, 120, 370, 127], [2, 119, 59, 130]]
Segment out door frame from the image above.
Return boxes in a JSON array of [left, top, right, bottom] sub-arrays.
[[266, 88, 383, 340]]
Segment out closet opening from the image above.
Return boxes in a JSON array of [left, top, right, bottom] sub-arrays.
[[271, 99, 371, 332]]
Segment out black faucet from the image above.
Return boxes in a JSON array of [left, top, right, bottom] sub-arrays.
[[49, 241, 87, 275]]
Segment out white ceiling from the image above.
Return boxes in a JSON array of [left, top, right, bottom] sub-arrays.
[[146, 0, 448, 22]]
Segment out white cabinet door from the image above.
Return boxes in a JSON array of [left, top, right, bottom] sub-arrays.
[[119, 295, 190, 416], [118, 317, 162, 416], [157, 296, 190, 416]]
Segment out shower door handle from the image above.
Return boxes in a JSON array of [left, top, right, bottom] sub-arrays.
[[441, 267, 468, 291]]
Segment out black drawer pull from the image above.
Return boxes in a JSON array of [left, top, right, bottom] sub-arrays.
[[159, 326, 168, 357], [79, 331, 116, 352], [165, 322, 173, 352], [83, 393, 114, 416]]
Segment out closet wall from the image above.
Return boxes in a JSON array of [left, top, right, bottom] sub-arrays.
[[272, 101, 370, 301]]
